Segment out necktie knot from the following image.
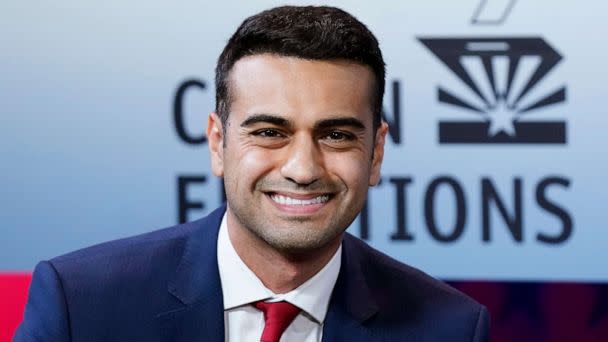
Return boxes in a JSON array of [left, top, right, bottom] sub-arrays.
[[253, 300, 301, 342]]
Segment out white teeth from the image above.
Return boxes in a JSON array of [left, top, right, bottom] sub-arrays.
[[270, 194, 330, 205]]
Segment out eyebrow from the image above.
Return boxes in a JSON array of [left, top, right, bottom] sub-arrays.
[[240, 114, 292, 128], [240, 114, 366, 131], [314, 117, 366, 130]]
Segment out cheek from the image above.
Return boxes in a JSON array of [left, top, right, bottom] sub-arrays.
[[326, 153, 371, 189], [224, 146, 278, 184]]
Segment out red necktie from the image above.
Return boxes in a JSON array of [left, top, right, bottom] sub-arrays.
[[253, 301, 301, 342]]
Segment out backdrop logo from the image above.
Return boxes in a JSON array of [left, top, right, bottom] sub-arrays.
[[419, 37, 567, 144], [471, 0, 517, 25]]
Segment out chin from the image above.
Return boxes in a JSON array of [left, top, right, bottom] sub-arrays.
[[258, 227, 344, 254]]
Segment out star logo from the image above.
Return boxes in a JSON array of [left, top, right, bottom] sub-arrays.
[[486, 99, 517, 137]]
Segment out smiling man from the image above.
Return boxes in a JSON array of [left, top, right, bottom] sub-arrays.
[[15, 6, 488, 342], [210, 55, 382, 289]]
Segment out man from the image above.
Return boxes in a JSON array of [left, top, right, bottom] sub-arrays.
[[15, 6, 488, 342]]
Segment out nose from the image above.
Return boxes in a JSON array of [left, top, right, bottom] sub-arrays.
[[280, 134, 325, 186]]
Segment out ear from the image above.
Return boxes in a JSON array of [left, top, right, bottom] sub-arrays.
[[369, 121, 388, 186], [207, 112, 225, 177]]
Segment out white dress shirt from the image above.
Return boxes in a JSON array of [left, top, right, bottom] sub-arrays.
[[217, 213, 342, 342]]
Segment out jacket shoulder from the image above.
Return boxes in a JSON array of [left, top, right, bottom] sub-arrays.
[[46, 218, 211, 299], [344, 233, 480, 307], [51, 219, 201, 266], [343, 234, 488, 340], [50, 204, 225, 269]]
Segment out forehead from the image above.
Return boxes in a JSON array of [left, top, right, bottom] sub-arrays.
[[227, 54, 375, 125]]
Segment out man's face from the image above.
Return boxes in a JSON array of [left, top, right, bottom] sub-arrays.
[[208, 54, 387, 253]]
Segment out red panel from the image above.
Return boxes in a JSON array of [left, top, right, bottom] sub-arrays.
[[451, 280, 608, 342], [0, 273, 32, 342]]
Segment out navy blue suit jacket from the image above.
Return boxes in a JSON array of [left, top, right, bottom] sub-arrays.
[[15, 205, 488, 341]]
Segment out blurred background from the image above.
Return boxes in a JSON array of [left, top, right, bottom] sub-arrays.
[[1, 0, 607, 340]]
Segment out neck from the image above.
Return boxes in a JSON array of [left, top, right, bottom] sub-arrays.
[[226, 213, 342, 294]]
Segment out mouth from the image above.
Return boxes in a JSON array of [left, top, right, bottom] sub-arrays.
[[269, 193, 330, 205], [265, 192, 333, 214]]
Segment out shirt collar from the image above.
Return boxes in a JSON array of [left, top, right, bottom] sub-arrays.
[[217, 212, 342, 323]]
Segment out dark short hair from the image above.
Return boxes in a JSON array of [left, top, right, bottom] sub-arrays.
[[215, 5, 385, 131]]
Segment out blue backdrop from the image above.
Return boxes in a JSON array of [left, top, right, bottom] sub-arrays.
[[1, 0, 607, 284]]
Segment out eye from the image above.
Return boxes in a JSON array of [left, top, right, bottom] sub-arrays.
[[324, 131, 355, 141], [252, 128, 284, 138]]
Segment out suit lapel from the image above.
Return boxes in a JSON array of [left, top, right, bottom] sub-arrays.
[[154, 208, 379, 341], [322, 234, 379, 341], [156, 205, 226, 342]]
